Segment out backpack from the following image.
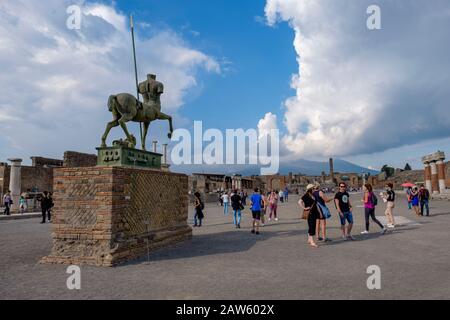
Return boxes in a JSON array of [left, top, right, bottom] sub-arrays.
[[371, 193, 378, 206]]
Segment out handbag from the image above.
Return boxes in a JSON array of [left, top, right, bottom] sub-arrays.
[[302, 209, 310, 220], [317, 202, 331, 219]]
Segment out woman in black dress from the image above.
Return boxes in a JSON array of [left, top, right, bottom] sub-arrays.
[[298, 184, 319, 248]]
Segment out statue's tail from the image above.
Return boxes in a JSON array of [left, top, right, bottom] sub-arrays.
[[107, 95, 117, 112]]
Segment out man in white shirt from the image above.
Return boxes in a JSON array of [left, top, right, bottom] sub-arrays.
[[221, 193, 230, 215]]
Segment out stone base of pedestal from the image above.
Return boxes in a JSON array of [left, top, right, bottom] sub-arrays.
[[40, 166, 192, 267]]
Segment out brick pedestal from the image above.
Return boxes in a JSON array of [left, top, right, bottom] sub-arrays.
[[41, 167, 192, 267]]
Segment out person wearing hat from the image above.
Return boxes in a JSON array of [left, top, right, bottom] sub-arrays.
[[299, 184, 320, 248]]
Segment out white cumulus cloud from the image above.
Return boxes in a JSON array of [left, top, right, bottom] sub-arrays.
[[265, 0, 450, 159]]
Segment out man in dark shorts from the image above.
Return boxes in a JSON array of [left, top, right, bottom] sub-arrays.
[[250, 188, 263, 235]]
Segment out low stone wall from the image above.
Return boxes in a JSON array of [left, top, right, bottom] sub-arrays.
[[41, 166, 192, 267]]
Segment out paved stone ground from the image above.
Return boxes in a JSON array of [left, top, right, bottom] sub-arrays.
[[1, 193, 449, 300]]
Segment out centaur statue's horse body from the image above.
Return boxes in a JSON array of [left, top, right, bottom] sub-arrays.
[[101, 74, 173, 150]]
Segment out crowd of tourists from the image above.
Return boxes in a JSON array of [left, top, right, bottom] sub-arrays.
[[2, 190, 54, 223], [192, 182, 432, 248]]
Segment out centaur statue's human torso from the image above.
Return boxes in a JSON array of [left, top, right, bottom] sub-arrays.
[[101, 74, 173, 151]]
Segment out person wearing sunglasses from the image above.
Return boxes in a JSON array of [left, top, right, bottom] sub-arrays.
[[334, 183, 355, 241]]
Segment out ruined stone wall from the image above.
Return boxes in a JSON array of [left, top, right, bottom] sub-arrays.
[[446, 161, 450, 188], [41, 167, 191, 267], [63, 151, 98, 168], [376, 169, 425, 189], [31, 157, 63, 167], [21, 166, 54, 193], [0, 165, 9, 199]]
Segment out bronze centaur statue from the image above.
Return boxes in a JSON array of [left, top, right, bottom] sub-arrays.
[[101, 74, 173, 150]]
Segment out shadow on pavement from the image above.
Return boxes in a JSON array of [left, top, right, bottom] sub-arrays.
[[121, 228, 308, 266]]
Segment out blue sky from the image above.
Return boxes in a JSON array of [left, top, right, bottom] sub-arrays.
[[1, 0, 450, 172], [116, 0, 295, 133]]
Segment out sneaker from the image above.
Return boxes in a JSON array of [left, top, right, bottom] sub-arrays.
[[268, 218, 272, 222], [275, 218, 279, 221], [318, 237, 324, 242], [361, 230, 369, 235], [381, 228, 388, 235], [324, 238, 333, 242], [347, 235, 356, 241], [387, 224, 395, 229], [238, 224, 241, 229], [342, 235, 347, 240], [251, 230, 255, 234]]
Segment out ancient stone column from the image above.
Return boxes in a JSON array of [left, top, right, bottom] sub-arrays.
[[329, 158, 335, 184], [424, 162, 432, 192], [8, 158, 22, 211], [162, 144, 168, 165], [437, 160, 447, 193], [430, 161, 439, 194], [152, 141, 158, 153]]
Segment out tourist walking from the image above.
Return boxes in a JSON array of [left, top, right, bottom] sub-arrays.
[[40, 191, 52, 224], [218, 192, 223, 206], [250, 188, 263, 235], [284, 187, 289, 203], [279, 190, 284, 203], [313, 184, 333, 242], [193, 192, 204, 227], [242, 191, 248, 206], [268, 191, 278, 221], [419, 185, 430, 216], [410, 187, 421, 216], [334, 183, 355, 240], [261, 192, 269, 226], [299, 184, 319, 248], [221, 192, 230, 215], [361, 184, 387, 235], [3, 190, 12, 216], [382, 183, 396, 228], [231, 190, 243, 229], [19, 196, 27, 214], [406, 187, 413, 210]]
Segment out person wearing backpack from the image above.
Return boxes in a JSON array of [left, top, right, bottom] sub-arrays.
[[193, 192, 205, 227], [361, 183, 387, 235]]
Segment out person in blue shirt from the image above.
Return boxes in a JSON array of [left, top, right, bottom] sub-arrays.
[[284, 187, 289, 203], [250, 188, 263, 235]]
